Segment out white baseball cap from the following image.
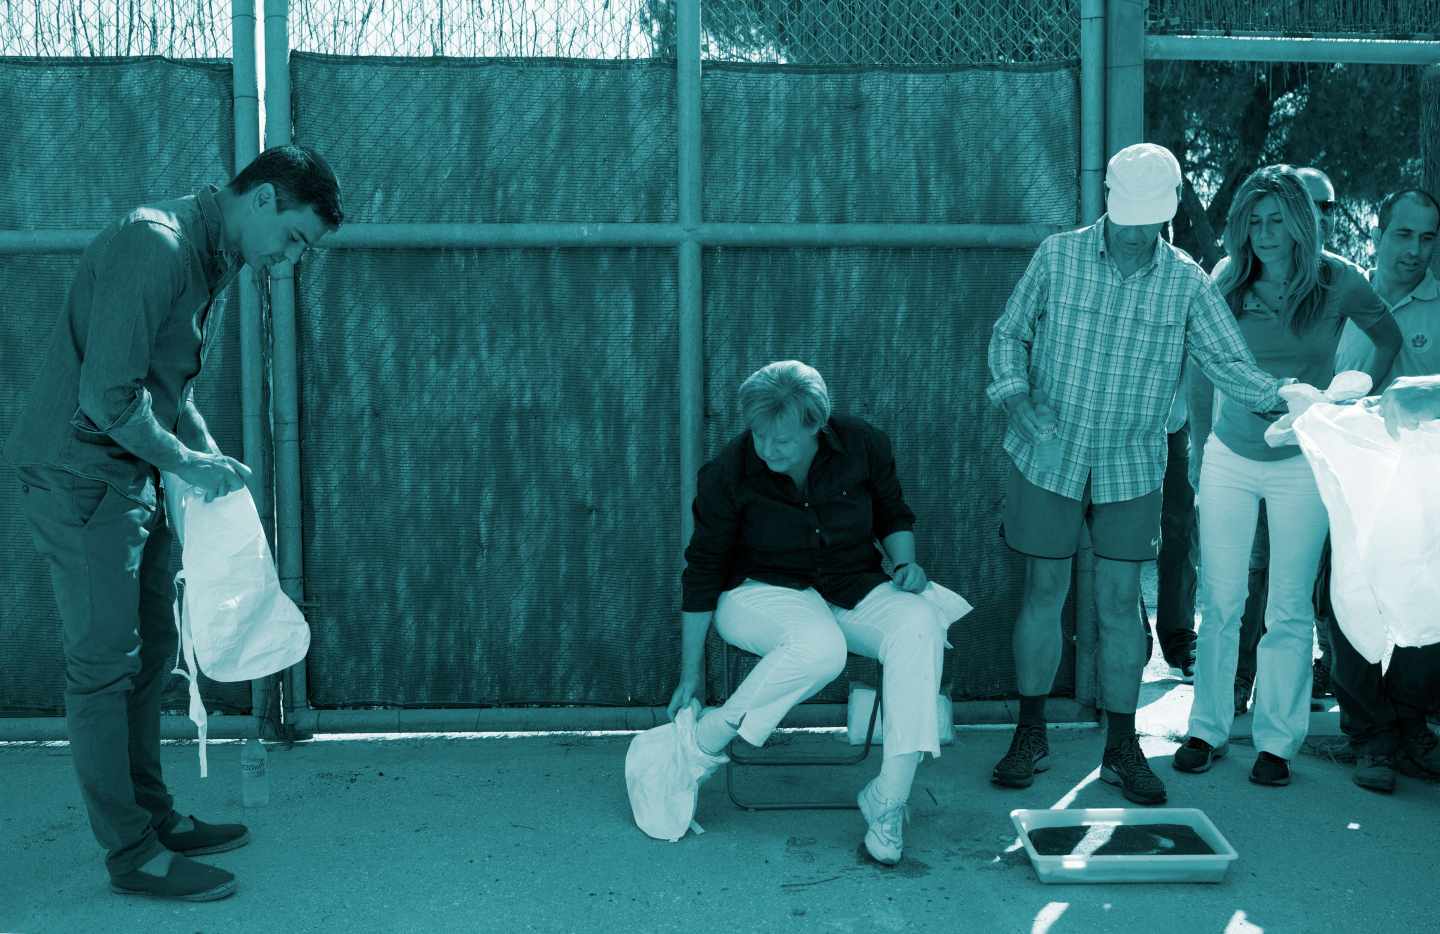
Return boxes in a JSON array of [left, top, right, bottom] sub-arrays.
[[1105, 143, 1182, 225]]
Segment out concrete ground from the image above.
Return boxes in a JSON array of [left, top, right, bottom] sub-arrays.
[[3, 627, 1437, 932]]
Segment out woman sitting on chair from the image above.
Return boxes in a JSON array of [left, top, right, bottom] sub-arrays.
[[662, 359, 958, 865]]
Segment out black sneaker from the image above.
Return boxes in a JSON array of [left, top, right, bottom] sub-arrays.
[[1100, 735, 1167, 805], [1249, 752, 1291, 786], [991, 723, 1050, 788], [1353, 752, 1397, 793], [1173, 736, 1226, 773]]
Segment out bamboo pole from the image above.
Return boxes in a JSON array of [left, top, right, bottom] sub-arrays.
[[263, 0, 308, 723], [1079, 0, 1105, 224], [309, 222, 1064, 251], [1105, 0, 1144, 158], [1425, 66, 1440, 279], [231, 0, 270, 741], [677, 0, 703, 574], [1146, 35, 1440, 66]]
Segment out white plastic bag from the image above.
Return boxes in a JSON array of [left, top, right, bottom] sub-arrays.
[[624, 701, 723, 842], [1264, 371, 1371, 448], [162, 473, 311, 775], [1291, 403, 1440, 663]]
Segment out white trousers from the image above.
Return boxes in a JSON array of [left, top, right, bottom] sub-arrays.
[[1188, 435, 1329, 759], [713, 579, 949, 758]]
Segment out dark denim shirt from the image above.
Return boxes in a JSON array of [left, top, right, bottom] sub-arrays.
[[2, 186, 240, 507], [681, 414, 918, 613]]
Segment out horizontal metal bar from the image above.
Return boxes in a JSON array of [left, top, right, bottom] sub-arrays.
[[0, 699, 1096, 741], [1, 222, 1064, 255], [1146, 34, 1440, 65], [697, 223, 1062, 248], [0, 229, 95, 253]]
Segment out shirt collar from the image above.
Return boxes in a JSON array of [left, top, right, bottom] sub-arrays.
[[195, 184, 240, 286], [1367, 268, 1440, 310], [743, 419, 844, 478]]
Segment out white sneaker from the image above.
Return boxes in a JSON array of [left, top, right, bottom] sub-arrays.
[[857, 778, 908, 865]]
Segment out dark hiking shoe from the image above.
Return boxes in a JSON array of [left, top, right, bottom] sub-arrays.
[[1353, 753, 1397, 793], [1249, 752, 1291, 786], [1100, 736, 1167, 805], [110, 853, 236, 901], [157, 814, 251, 857], [991, 724, 1050, 788], [1173, 736, 1226, 774], [1396, 727, 1440, 779]]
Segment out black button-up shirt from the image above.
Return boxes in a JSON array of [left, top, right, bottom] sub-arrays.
[[681, 414, 917, 612], [2, 186, 240, 507]]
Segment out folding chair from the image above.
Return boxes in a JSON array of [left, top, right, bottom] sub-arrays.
[[720, 641, 883, 811]]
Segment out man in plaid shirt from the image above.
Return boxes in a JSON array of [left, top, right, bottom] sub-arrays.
[[985, 143, 1288, 805]]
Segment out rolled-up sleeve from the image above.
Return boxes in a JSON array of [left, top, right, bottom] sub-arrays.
[[680, 460, 741, 613], [986, 239, 1051, 408], [865, 425, 916, 539], [1185, 277, 1281, 413], [73, 221, 185, 435]]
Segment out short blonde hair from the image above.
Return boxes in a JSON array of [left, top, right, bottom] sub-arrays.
[[738, 360, 831, 431]]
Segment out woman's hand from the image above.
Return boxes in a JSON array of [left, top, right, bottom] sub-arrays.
[[891, 562, 929, 594], [666, 672, 703, 721]]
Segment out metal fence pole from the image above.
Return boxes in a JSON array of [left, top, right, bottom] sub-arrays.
[[1079, 0, 1105, 224], [263, 0, 308, 721], [231, 0, 269, 733], [677, 0, 702, 563]]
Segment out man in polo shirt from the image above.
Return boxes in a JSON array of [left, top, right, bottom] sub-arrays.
[[986, 143, 1288, 805], [3, 145, 343, 900], [1330, 187, 1440, 793]]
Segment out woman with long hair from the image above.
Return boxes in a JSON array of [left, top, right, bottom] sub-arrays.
[[1176, 165, 1402, 786]]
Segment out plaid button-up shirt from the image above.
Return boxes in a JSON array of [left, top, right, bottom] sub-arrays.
[[986, 218, 1282, 504]]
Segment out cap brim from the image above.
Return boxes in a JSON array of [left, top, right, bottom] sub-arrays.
[[1107, 191, 1178, 226]]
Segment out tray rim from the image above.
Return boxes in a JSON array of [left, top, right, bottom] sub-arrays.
[[1008, 807, 1240, 866]]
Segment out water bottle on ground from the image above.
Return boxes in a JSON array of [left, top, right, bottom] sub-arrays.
[[241, 738, 270, 807], [1031, 396, 1062, 473]]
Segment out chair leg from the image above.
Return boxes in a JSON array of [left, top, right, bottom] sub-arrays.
[[723, 649, 884, 811]]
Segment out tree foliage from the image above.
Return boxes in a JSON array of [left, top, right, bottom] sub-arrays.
[[1149, 60, 1426, 269]]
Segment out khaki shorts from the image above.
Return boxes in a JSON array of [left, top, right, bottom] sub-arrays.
[[1000, 463, 1162, 562]]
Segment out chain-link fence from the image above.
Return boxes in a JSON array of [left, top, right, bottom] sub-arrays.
[[2, 0, 1086, 716], [1148, 0, 1440, 37], [701, 0, 1078, 64], [0, 0, 233, 57]]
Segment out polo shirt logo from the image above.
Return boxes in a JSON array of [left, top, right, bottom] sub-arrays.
[[1412, 333, 1429, 350]]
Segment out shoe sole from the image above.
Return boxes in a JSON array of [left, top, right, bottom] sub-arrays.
[[1248, 770, 1291, 786], [1352, 775, 1396, 794], [1173, 745, 1227, 774], [990, 755, 1050, 789], [1098, 765, 1167, 805], [110, 879, 237, 902], [171, 830, 252, 857]]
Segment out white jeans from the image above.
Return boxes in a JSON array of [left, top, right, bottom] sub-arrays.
[[1188, 435, 1329, 759], [713, 579, 948, 758]]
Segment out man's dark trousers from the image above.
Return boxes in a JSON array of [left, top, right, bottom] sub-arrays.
[[1327, 612, 1440, 754], [1154, 427, 1197, 662], [17, 465, 178, 877]]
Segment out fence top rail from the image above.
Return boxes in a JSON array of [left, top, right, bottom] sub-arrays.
[[1146, 33, 1440, 65], [0, 223, 1069, 255]]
